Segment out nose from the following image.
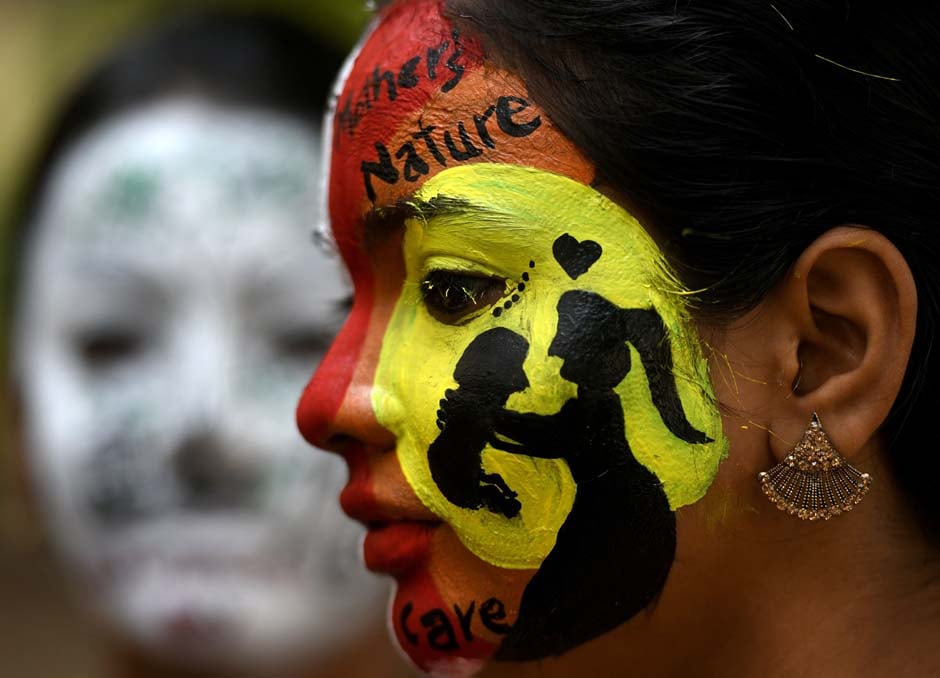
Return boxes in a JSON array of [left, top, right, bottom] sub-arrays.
[[172, 427, 261, 509], [296, 282, 397, 455], [170, 312, 264, 508], [175, 310, 236, 426]]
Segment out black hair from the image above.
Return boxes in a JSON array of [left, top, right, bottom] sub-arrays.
[[5, 8, 341, 330], [445, 0, 940, 539]]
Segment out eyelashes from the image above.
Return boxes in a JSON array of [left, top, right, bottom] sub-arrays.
[[420, 270, 506, 323]]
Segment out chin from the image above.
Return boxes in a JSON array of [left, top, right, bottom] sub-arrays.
[[103, 563, 319, 671], [388, 577, 502, 676], [57, 523, 336, 674], [425, 656, 488, 678], [70, 544, 330, 672]]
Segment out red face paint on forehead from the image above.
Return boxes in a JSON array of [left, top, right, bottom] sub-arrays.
[[329, 0, 594, 252]]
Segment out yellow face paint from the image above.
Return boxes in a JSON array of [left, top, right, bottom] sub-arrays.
[[373, 163, 727, 571]]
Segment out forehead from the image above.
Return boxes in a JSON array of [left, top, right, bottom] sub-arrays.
[[327, 0, 593, 251], [31, 99, 321, 265]]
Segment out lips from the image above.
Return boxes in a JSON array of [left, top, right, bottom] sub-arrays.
[[338, 447, 441, 576], [362, 521, 437, 575]]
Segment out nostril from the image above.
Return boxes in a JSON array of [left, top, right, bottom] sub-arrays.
[[172, 431, 260, 509], [322, 433, 357, 455]]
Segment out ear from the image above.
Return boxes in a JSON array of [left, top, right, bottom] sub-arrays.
[[766, 226, 917, 462]]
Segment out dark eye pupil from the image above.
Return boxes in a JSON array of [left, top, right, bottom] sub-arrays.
[[77, 331, 144, 368], [420, 271, 503, 321], [434, 285, 476, 312], [276, 329, 329, 359]]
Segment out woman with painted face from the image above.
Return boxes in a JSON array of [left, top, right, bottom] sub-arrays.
[[297, 0, 940, 676], [10, 10, 415, 678]]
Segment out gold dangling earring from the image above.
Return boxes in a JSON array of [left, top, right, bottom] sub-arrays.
[[758, 413, 872, 520]]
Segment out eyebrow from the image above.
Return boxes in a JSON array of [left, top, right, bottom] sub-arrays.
[[363, 195, 510, 250], [412, 194, 512, 224], [358, 203, 405, 252], [362, 194, 508, 247]]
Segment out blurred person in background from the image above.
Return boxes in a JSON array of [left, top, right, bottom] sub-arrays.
[[8, 9, 411, 678]]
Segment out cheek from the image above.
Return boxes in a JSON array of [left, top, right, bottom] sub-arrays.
[[375, 270, 577, 571], [21, 367, 162, 555], [24, 349, 148, 457]]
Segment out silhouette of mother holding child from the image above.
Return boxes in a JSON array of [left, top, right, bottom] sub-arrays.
[[431, 287, 711, 658]]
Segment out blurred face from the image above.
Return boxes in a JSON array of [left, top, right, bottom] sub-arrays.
[[297, 0, 727, 675], [16, 100, 385, 670]]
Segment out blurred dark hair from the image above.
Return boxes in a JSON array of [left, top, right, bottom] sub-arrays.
[[445, 0, 940, 539], [7, 8, 341, 312]]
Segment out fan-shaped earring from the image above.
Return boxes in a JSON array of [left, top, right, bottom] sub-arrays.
[[758, 413, 872, 521]]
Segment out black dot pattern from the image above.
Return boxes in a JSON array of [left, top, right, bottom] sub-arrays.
[[492, 264, 535, 318]]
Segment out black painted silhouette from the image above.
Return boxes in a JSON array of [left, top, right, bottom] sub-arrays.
[[553, 233, 602, 280], [429, 327, 530, 519], [485, 290, 712, 660]]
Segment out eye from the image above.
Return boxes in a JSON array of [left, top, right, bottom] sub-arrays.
[[74, 328, 147, 370], [273, 327, 335, 362], [420, 270, 506, 323]]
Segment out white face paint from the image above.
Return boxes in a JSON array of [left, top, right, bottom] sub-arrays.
[[15, 99, 384, 671]]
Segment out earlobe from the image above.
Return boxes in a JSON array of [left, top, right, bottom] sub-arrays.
[[767, 226, 917, 462]]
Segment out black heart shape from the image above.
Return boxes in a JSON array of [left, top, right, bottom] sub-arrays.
[[552, 233, 603, 280]]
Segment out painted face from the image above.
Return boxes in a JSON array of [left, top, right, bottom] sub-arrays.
[[16, 100, 386, 671], [297, 1, 727, 675]]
